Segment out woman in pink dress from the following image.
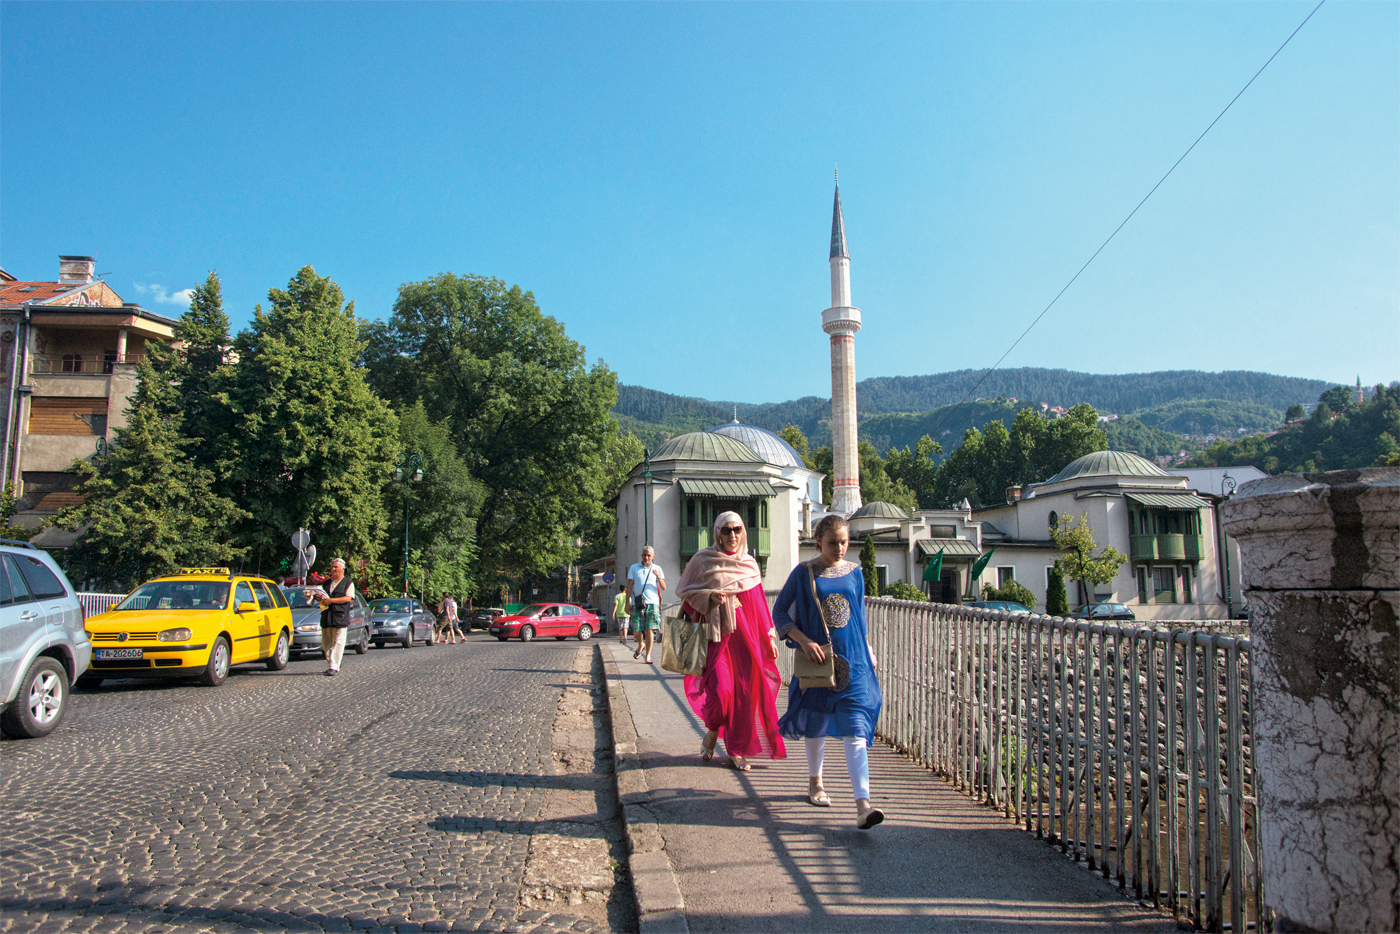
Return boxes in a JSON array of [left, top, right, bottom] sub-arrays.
[[677, 511, 787, 771]]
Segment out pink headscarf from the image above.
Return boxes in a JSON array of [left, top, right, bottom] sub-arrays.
[[675, 511, 763, 642]]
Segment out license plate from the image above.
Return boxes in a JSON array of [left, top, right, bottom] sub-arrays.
[[97, 648, 143, 660]]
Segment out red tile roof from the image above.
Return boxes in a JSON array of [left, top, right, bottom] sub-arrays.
[[0, 281, 80, 305]]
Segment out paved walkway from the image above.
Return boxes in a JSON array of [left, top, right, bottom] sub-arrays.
[[602, 640, 1177, 933]]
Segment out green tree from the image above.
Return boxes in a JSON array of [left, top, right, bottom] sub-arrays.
[[52, 354, 248, 591], [860, 534, 878, 596], [884, 434, 942, 507], [778, 424, 815, 468], [810, 445, 834, 503], [1045, 570, 1069, 616], [858, 441, 918, 514], [578, 424, 646, 565], [390, 402, 484, 600], [174, 272, 234, 463], [0, 484, 37, 542], [1284, 404, 1306, 421], [1318, 385, 1356, 413], [226, 266, 396, 572], [1051, 513, 1127, 608], [883, 580, 927, 602], [982, 578, 1037, 608], [362, 273, 617, 584]]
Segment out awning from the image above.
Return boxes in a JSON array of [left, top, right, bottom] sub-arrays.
[[677, 478, 777, 498], [916, 539, 982, 558], [1125, 492, 1211, 510]]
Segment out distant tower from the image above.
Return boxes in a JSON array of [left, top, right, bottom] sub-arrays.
[[1355, 376, 1364, 406], [822, 171, 863, 515]]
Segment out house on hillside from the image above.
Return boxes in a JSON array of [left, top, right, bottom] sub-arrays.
[[0, 257, 176, 547]]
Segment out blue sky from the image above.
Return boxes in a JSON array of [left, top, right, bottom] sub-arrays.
[[3, 2, 1396, 404]]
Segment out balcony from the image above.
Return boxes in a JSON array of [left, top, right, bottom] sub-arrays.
[[1157, 534, 1186, 561], [681, 527, 711, 556], [31, 353, 144, 376], [1131, 535, 1158, 562], [1184, 534, 1204, 561], [750, 527, 771, 556]]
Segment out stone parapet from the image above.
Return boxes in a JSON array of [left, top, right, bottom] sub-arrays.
[[1221, 467, 1398, 933]]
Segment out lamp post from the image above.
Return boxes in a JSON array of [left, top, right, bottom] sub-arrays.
[[394, 451, 425, 597], [1220, 471, 1237, 618], [642, 448, 653, 548]]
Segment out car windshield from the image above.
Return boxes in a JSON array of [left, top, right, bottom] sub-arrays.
[[116, 581, 230, 611], [371, 599, 413, 614], [282, 588, 322, 608], [517, 604, 548, 616]]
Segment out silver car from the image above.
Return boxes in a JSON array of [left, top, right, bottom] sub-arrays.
[[368, 598, 436, 648], [281, 587, 371, 658], [0, 541, 89, 739]]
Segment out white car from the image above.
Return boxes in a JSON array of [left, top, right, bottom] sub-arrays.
[[0, 541, 90, 738]]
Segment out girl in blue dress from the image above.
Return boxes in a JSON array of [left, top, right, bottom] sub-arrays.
[[774, 514, 885, 829]]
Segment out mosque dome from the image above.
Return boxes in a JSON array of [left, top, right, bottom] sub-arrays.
[[1044, 450, 1172, 484], [650, 431, 763, 464], [706, 420, 804, 468], [848, 501, 911, 521]]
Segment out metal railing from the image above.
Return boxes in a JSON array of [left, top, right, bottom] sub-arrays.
[[78, 592, 126, 618], [855, 599, 1263, 933], [32, 353, 144, 375]]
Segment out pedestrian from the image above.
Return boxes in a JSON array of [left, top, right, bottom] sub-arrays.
[[443, 592, 464, 644], [429, 598, 448, 643], [612, 588, 631, 644], [625, 545, 666, 664], [774, 514, 885, 829], [676, 511, 785, 772], [317, 558, 357, 677]]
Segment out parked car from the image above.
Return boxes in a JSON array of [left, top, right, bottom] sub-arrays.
[[490, 603, 598, 642], [81, 568, 294, 689], [1072, 603, 1137, 621], [471, 607, 506, 631], [0, 540, 89, 739], [964, 600, 1032, 614], [367, 598, 436, 648], [282, 586, 371, 657]]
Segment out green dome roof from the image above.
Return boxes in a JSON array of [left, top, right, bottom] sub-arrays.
[[650, 432, 763, 464], [1045, 450, 1171, 484], [849, 501, 911, 521]]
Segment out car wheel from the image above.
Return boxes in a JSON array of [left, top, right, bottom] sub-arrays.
[[265, 631, 290, 671], [576, 624, 593, 642], [0, 656, 69, 739], [427, 627, 435, 646], [520, 625, 535, 643], [199, 636, 231, 687], [403, 632, 412, 649], [355, 630, 368, 654]]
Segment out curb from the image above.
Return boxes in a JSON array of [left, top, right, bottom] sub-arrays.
[[599, 644, 689, 934]]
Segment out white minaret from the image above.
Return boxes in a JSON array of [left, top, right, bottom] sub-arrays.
[[822, 171, 863, 516]]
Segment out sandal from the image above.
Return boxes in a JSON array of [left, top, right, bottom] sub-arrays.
[[700, 732, 718, 762], [807, 789, 832, 807], [633, 648, 642, 659], [727, 755, 751, 772]]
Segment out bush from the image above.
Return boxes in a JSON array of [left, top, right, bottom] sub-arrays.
[[1045, 572, 1069, 616], [883, 581, 927, 602], [982, 579, 1037, 608]]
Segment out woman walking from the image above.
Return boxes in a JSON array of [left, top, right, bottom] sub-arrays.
[[613, 589, 631, 644], [774, 514, 885, 829], [676, 512, 786, 772]]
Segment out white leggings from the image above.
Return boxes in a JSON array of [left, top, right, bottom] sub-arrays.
[[804, 736, 871, 802]]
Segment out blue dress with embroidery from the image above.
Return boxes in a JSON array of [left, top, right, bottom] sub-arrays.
[[773, 561, 883, 746]]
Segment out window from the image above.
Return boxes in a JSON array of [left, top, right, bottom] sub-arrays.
[[61, 354, 83, 373], [4, 557, 34, 605], [747, 503, 758, 529], [996, 567, 1015, 588], [686, 499, 696, 527], [1180, 566, 1193, 603], [234, 581, 256, 607], [1153, 567, 1176, 603], [760, 499, 769, 527], [624, 505, 629, 541], [930, 525, 956, 539], [14, 555, 68, 599], [875, 565, 889, 592], [252, 582, 277, 610], [1137, 567, 1149, 604], [103, 350, 118, 374], [1047, 511, 1058, 533]]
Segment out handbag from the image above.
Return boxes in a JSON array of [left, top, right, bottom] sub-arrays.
[[792, 562, 850, 692], [660, 608, 707, 677]]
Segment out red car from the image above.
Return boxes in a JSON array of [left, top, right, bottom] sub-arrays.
[[490, 603, 599, 642]]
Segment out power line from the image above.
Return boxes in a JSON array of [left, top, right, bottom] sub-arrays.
[[924, 0, 1326, 443]]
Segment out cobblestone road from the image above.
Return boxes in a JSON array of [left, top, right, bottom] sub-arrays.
[[0, 634, 628, 934]]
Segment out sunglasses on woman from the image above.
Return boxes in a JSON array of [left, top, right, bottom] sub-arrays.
[[719, 526, 742, 535]]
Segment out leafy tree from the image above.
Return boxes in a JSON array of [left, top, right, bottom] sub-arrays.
[[858, 441, 918, 513], [578, 425, 646, 565], [226, 266, 396, 572], [982, 578, 1037, 609], [1051, 513, 1127, 608], [860, 534, 878, 597], [52, 354, 248, 591], [810, 445, 834, 503], [0, 484, 37, 542], [778, 424, 815, 468], [362, 273, 617, 585], [1284, 404, 1306, 421], [884, 435, 943, 508], [883, 580, 927, 602], [389, 402, 483, 600], [174, 272, 234, 462], [1045, 570, 1069, 616], [1318, 385, 1356, 413]]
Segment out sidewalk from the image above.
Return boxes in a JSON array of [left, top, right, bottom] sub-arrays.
[[601, 640, 1177, 933]]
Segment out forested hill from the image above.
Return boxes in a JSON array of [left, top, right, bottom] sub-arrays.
[[614, 369, 1334, 445]]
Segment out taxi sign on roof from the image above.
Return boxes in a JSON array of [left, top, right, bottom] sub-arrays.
[[177, 567, 231, 576]]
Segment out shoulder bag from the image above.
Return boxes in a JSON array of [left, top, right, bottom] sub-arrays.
[[791, 562, 850, 692], [660, 607, 708, 677]]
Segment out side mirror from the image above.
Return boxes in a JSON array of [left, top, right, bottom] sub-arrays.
[[236, 601, 258, 614]]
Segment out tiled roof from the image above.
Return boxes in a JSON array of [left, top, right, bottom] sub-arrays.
[[0, 281, 81, 305]]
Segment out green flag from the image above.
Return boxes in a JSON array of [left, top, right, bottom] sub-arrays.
[[969, 546, 997, 582], [922, 548, 944, 583]]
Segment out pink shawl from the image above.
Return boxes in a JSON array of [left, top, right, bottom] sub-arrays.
[[675, 511, 763, 642]]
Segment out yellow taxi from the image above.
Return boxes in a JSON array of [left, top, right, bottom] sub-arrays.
[[81, 568, 295, 687]]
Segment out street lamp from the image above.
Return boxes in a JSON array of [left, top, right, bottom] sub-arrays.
[[642, 448, 653, 548], [394, 451, 425, 597], [1220, 471, 1238, 619]]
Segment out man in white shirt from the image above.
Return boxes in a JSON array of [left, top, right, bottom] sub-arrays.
[[625, 546, 665, 663]]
